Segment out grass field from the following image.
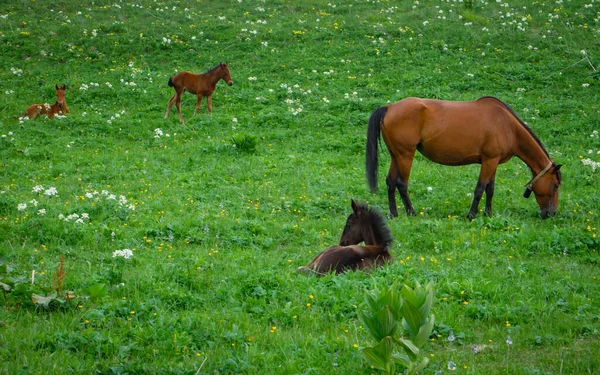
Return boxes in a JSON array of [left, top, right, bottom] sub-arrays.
[[1, 0, 599, 374]]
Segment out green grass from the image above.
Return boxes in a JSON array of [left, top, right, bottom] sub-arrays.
[[1, 0, 599, 374]]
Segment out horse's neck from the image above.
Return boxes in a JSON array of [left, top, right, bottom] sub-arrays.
[[515, 126, 551, 177], [206, 70, 222, 87], [361, 219, 378, 246]]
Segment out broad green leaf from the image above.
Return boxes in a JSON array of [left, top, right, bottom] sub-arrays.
[[32, 293, 57, 308], [88, 283, 108, 299], [365, 292, 380, 312], [395, 337, 419, 360], [401, 284, 419, 307], [401, 299, 424, 339], [379, 287, 402, 318], [362, 336, 395, 373], [414, 315, 435, 348], [359, 305, 398, 341], [0, 281, 10, 292], [391, 352, 411, 368], [13, 283, 32, 295], [419, 283, 435, 316], [411, 357, 430, 374]]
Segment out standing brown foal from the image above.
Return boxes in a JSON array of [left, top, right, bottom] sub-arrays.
[[164, 62, 233, 124]]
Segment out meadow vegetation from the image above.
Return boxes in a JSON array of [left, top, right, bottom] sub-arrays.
[[0, 0, 599, 374]]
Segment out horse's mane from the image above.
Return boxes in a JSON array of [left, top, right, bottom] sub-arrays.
[[204, 63, 222, 74], [357, 202, 394, 251], [478, 96, 562, 183]]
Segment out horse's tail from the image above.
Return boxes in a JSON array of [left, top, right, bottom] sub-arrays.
[[366, 106, 388, 193], [167, 76, 174, 87]]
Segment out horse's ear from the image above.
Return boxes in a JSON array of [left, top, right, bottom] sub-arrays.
[[554, 164, 562, 171], [351, 199, 359, 214], [61, 84, 66, 90], [55, 84, 59, 90]]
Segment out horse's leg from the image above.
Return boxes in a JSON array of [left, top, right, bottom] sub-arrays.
[[484, 178, 495, 216], [164, 94, 176, 120], [388, 153, 416, 217], [385, 160, 400, 217], [175, 90, 185, 124], [207, 95, 213, 114], [194, 94, 204, 116], [468, 160, 498, 219]]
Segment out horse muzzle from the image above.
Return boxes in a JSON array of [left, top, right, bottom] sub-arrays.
[[228, 81, 233, 86], [540, 208, 557, 219]]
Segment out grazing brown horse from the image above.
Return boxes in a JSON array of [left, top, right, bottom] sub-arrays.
[[366, 96, 562, 219], [297, 200, 393, 276], [164, 62, 233, 124], [22, 84, 70, 120]]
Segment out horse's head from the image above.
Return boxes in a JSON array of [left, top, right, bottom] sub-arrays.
[[339, 200, 370, 246], [524, 162, 562, 218], [55, 84, 67, 108], [220, 62, 233, 86]]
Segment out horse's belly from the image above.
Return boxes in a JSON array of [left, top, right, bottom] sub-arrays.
[[418, 137, 484, 166]]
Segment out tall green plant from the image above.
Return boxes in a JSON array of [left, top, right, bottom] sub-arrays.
[[358, 281, 435, 375]]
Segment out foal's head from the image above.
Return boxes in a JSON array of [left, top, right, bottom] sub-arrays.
[[219, 62, 233, 86], [339, 200, 392, 248], [55, 84, 67, 109]]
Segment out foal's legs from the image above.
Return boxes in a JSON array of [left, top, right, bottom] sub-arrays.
[[207, 95, 213, 113], [174, 90, 185, 124], [468, 160, 498, 219], [194, 94, 204, 116], [164, 94, 177, 120], [387, 152, 416, 217]]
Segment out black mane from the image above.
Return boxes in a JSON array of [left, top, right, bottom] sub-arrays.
[[357, 202, 394, 251], [204, 63, 222, 74]]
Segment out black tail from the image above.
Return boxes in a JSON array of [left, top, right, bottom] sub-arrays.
[[167, 76, 174, 87], [366, 106, 388, 193]]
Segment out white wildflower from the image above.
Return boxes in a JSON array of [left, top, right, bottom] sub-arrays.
[[44, 187, 58, 196], [113, 249, 134, 259]]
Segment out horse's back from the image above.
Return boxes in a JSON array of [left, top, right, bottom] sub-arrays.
[[382, 97, 517, 165]]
